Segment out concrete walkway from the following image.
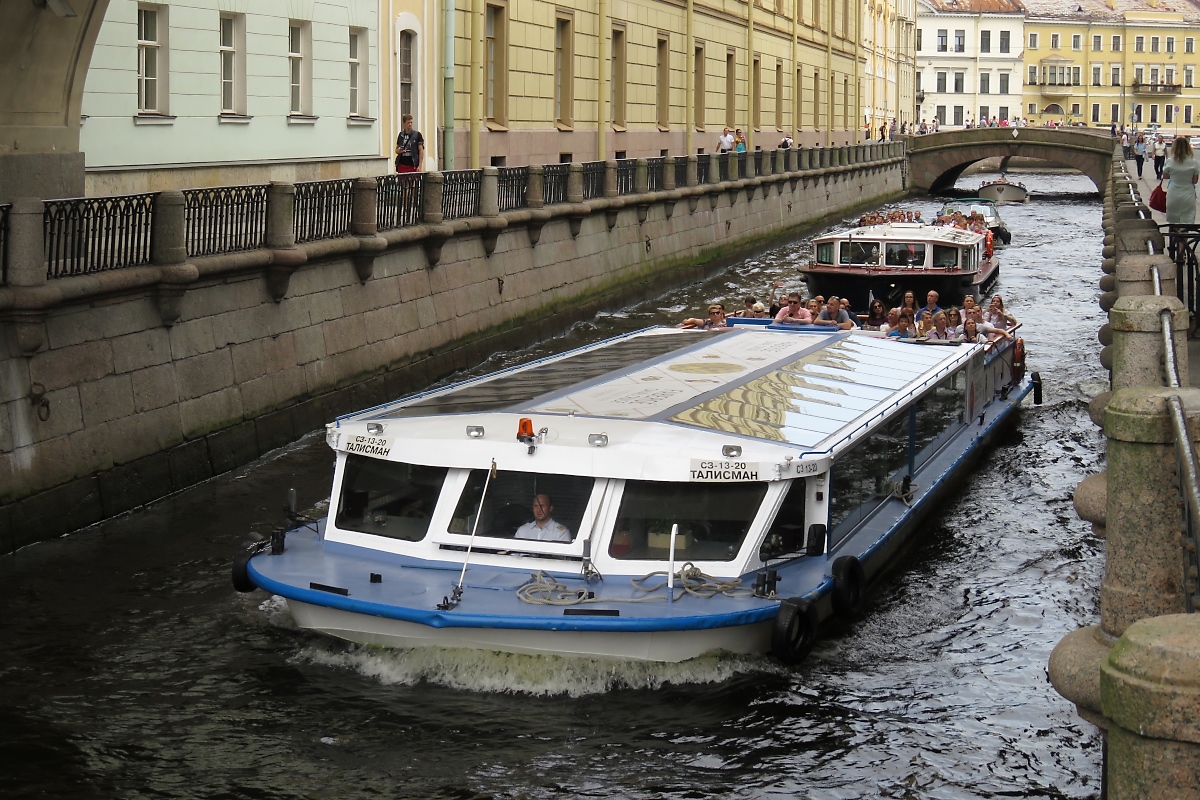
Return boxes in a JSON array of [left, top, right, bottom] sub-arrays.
[[1114, 153, 1200, 387]]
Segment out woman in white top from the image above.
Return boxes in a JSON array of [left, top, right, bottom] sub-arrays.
[[1164, 137, 1200, 225], [983, 295, 1017, 329]]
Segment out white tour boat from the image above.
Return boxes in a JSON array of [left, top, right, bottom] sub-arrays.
[[803, 222, 999, 312], [233, 323, 1038, 664]]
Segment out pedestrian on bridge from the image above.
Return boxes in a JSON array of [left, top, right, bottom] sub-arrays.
[[1153, 135, 1168, 180], [395, 114, 425, 173], [1164, 137, 1199, 225], [1133, 134, 1147, 178]]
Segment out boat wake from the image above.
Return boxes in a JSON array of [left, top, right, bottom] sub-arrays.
[[291, 641, 785, 697]]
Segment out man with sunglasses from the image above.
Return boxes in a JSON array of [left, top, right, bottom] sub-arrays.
[[773, 292, 813, 324]]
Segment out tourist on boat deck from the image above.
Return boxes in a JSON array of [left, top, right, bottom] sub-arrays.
[[878, 308, 901, 334], [806, 298, 821, 318], [766, 280, 784, 316], [749, 302, 769, 318], [926, 311, 954, 340], [946, 307, 963, 333], [886, 314, 915, 339], [738, 296, 758, 316], [515, 494, 571, 543], [966, 305, 1014, 341], [960, 318, 987, 344], [681, 304, 728, 330], [984, 295, 1017, 328], [864, 300, 889, 329], [813, 296, 855, 329], [893, 290, 919, 316], [915, 291, 942, 325], [775, 293, 814, 323]]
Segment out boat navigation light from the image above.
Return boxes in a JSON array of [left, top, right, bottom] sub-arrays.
[[366, 423, 385, 435], [466, 425, 485, 438], [722, 445, 743, 458], [587, 433, 609, 447]]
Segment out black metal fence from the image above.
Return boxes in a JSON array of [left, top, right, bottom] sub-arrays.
[[737, 152, 749, 179], [582, 161, 606, 200], [675, 158, 689, 188], [717, 153, 730, 181], [377, 173, 424, 231], [183, 185, 268, 257], [697, 156, 710, 184], [497, 166, 529, 212], [752, 150, 763, 177], [442, 169, 482, 220], [646, 157, 665, 193], [616, 159, 636, 195], [44, 193, 156, 279], [294, 179, 354, 244], [0, 203, 9, 285], [1165, 224, 1200, 319], [544, 163, 569, 205]]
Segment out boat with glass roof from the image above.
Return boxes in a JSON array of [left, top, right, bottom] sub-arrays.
[[804, 222, 1000, 311], [232, 323, 1038, 664], [936, 198, 1012, 245]]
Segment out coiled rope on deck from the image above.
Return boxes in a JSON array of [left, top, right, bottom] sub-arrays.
[[516, 564, 755, 607]]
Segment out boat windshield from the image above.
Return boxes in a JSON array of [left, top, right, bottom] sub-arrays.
[[449, 469, 594, 542], [932, 245, 959, 268], [609, 480, 768, 561], [884, 242, 926, 267], [816, 242, 835, 264], [840, 241, 880, 265], [335, 456, 449, 541]]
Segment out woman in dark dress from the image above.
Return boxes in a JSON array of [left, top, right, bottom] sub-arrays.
[[864, 300, 888, 329]]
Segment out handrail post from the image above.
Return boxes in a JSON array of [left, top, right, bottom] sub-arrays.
[[526, 164, 545, 209], [7, 198, 48, 288], [351, 177, 378, 236], [567, 163, 584, 204], [686, 154, 698, 186], [603, 160, 618, 198], [634, 158, 649, 194], [266, 182, 297, 249], [480, 166, 500, 218], [422, 171, 445, 225], [663, 156, 677, 190]]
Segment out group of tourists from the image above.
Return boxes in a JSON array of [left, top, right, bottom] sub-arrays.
[[856, 209, 923, 226], [932, 209, 989, 234]]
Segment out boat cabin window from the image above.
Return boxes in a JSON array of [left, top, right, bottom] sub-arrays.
[[760, 479, 806, 560], [816, 242, 835, 264], [449, 469, 594, 542], [839, 241, 880, 265], [932, 245, 959, 269], [963, 247, 975, 271], [335, 456, 449, 541], [884, 242, 926, 267], [609, 480, 768, 561], [829, 412, 910, 549]]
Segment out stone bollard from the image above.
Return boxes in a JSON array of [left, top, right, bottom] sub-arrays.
[[421, 171, 444, 225], [1102, 614, 1200, 799], [603, 160, 618, 198], [5, 198, 48, 288], [266, 182, 297, 249], [526, 164, 545, 209], [151, 190, 187, 266], [567, 163, 584, 203], [818, 148, 827, 168], [686, 154, 698, 187], [634, 158, 649, 194], [480, 166, 500, 218], [663, 156, 676, 190], [350, 177, 378, 236], [1107, 295, 1189, 392], [729, 153, 740, 181], [1114, 254, 1177, 299], [760, 150, 772, 177]]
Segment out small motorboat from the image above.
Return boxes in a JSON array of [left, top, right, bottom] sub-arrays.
[[937, 198, 1011, 245], [977, 174, 1029, 204]]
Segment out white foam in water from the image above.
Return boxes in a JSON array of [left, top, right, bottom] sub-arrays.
[[293, 641, 783, 697], [258, 594, 299, 630]]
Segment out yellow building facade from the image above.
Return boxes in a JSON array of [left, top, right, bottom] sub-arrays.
[[863, 0, 919, 135], [1021, 0, 1200, 130]]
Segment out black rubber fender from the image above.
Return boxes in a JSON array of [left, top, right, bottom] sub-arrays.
[[232, 548, 258, 593], [771, 597, 817, 665], [830, 556, 866, 620]]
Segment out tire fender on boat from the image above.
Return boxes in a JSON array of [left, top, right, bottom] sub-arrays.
[[831, 556, 866, 620], [771, 597, 818, 665], [232, 548, 258, 593]]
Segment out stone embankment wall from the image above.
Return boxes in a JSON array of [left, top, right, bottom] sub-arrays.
[[1050, 147, 1200, 797], [0, 146, 907, 551]]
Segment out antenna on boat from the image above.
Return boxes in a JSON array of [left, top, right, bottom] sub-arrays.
[[439, 459, 498, 611]]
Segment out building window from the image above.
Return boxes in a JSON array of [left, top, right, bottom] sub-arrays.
[[954, 30, 965, 53], [1151, 36, 1159, 53], [655, 34, 669, 129], [398, 31, 414, 119], [775, 62, 783, 129], [1093, 34, 1102, 51], [613, 27, 627, 127], [916, 29, 922, 51], [1187, 38, 1195, 55], [554, 16, 573, 127], [953, 72, 964, 93], [1071, 103, 1080, 116], [348, 28, 367, 117], [936, 105, 946, 124], [1000, 30, 1010, 53], [1111, 103, 1119, 122], [752, 55, 761, 130], [1072, 66, 1080, 85], [1027, 102, 1036, 115], [1028, 33, 1038, 50], [1186, 105, 1194, 124], [1135, 67, 1144, 84], [288, 20, 311, 116], [219, 13, 245, 115], [1167, 36, 1175, 53], [813, 68, 820, 130], [1166, 105, 1174, 123], [998, 105, 1008, 120], [693, 43, 704, 130], [1134, 104, 1143, 122], [485, 4, 507, 124], [842, 76, 849, 131], [999, 73, 1009, 94], [980, 105, 989, 121], [1050, 33, 1059, 49], [1072, 34, 1081, 50], [937, 29, 947, 52], [1150, 104, 1158, 123], [1112, 66, 1121, 86], [953, 105, 963, 126], [137, 5, 166, 114], [1028, 65, 1037, 85], [1166, 68, 1174, 85], [795, 66, 803, 130], [1135, 36, 1144, 53], [979, 73, 990, 94], [1091, 104, 1099, 122], [1092, 65, 1100, 86], [980, 30, 990, 53], [1112, 35, 1122, 52], [936, 71, 947, 93], [727, 52, 737, 128], [1187, 67, 1194, 88]]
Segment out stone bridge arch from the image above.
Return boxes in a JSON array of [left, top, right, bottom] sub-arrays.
[[904, 127, 1116, 195]]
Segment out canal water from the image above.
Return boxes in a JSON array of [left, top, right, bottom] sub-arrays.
[[1, 172, 1107, 799]]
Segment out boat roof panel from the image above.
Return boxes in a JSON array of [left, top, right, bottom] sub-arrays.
[[817, 224, 984, 245]]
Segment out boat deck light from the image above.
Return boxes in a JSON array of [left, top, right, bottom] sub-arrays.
[[366, 423, 385, 435], [466, 425, 485, 439], [587, 433, 609, 447], [722, 445, 743, 458]]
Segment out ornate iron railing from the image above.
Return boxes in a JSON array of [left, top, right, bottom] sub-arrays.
[[43, 193, 156, 279], [0, 203, 9, 285], [582, 161, 606, 200], [675, 157, 689, 188], [183, 185, 268, 257], [646, 157, 666, 193], [697, 156, 710, 184], [497, 166, 529, 212], [543, 163, 569, 205], [294, 179, 354, 244], [1163, 224, 1200, 321], [442, 169, 482, 220], [377, 173, 424, 231], [616, 159, 636, 195]]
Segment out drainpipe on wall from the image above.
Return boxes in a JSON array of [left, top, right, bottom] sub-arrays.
[[443, 0, 455, 170], [685, 0, 694, 156], [853, 0, 860, 141], [470, 0, 482, 168], [599, 0, 609, 161], [826, 5, 833, 146], [746, 0, 754, 152]]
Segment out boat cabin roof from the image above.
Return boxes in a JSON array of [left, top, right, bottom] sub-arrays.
[[937, 199, 1003, 223], [815, 223, 985, 247], [331, 328, 977, 481]]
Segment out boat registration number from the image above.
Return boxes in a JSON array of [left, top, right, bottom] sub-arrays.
[[345, 435, 392, 457], [690, 460, 764, 481]]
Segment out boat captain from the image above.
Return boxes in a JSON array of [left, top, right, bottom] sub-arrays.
[[515, 494, 572, 542]]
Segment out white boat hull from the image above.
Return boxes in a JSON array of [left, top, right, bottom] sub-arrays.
[[287, 599, 773, 662], [977, 182, 1028, 204]]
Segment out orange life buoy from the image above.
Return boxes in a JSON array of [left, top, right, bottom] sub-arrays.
[[985, 230, 995, 260], [1012, 337, 1026, 383]]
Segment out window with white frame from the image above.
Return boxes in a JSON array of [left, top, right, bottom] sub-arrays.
[[399, 30, 414, 119], [348, 28, 367, 117], [1150, 36, 1159, 53], [1187, 37, 1195, 54], [1135, 36, 1144, 53], [1187, 66, 1195, 88], [137, 6, 166, 113], [1028, 65, 1037, 85], [999, 30, 1010, 53], [1050, 33, 1059, 49], [979, 73, 990, 94], [1028, 33, 1038, 50], [1093, 35, 1102, 51], [1166, 105, 1173, 123], [1072, 34, 1081, 50], [999, 72, 1009, 94], [1112, 35, 1121, 52], [288, 21, 312, 115], [1111, 66, 1121, 86], [937, 29, 947, 52], [1027, 102, 1036, 115], [554, 15, 574, 127], [1091, 103, 1099, 122], [1167, 36, 1175, 53], [1187, 105, 1194, 124], [1092, 65, 1101, 86]]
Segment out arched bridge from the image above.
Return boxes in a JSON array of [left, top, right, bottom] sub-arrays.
[[904, 127, 1116, 195]]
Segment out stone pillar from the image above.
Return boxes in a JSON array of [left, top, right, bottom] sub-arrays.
[[710, 153, 724, 184], [686, 154, 698, 187], [6, 198, 48, 288], [266, 182, 297, 248], [786, 148, 797, 172], [1109, 254, 1177, 300], [350, 177, 378, 236], [1102, 614, 1200, 799], [663, 156, 676, 190], [150, 190, 187, 266], [760, 150, 772, 177], [603, 160, 618, 197], [526, 164, 545, 209], [1101, 387, 1196, 638], [421, 171, 445, 225], [729, 153, 740, 181], [567, 163, 584, 203], [634, 158, 649, 194], [480, 166, 500, 218], [1108, 296, 1189, 392]]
